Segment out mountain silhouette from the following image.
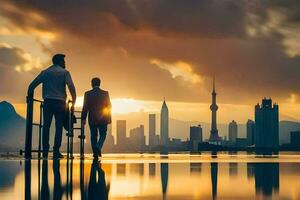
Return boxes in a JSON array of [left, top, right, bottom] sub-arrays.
[[0, 101, 25, 151]]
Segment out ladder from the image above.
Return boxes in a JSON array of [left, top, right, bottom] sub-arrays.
[[22, 93, 85, 159]]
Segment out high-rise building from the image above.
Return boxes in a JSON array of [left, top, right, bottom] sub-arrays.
[[116, 120, 126, 146], [190, 125, 203, 151], [228, 120, 238, 143], [290, 131, 300, 147], [209, 77, 222, 143], [160, 99, 169, 145], [190, 125, 203, 142], [255, 98, 279, 149], [246, 119, 255, 145], [149, 114, 156, 146], [129, 125, 145, 150]]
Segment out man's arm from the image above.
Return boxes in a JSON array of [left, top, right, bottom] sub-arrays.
[[66, 71, 77, 103], [27, 71, 44, 98], [81, 93, 88, 125]]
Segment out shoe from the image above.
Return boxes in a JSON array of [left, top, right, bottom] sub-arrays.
[[53, 152, 64, 159]]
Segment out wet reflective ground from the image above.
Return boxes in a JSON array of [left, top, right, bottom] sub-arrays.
[[1, 152, 300, 199]]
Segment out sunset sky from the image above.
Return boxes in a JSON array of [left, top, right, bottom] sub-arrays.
[[1, 0, 300, 124]]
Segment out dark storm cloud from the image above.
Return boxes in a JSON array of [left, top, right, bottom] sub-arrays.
[[0, 45, 34, 102], [0, 45, 27, 69], [1, 0, 300, 103], [0, 0, 248, 39]]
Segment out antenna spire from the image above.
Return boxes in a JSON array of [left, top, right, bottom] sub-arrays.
[[213, 75, 216, 93]]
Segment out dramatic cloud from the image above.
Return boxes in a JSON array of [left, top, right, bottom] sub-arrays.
[[0, 44, 40, 101], [150, 59, 202, 84], [0, 0, 300, 107]]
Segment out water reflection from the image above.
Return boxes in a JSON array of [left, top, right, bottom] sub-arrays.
[[53, 160, 63, 200], [88, 160, 109, 200], [160, 163, 168, 200], [3, 153, 300, 199], [41, 160, 49, 200], [211, 153, 218, 200], [254, 163, 279, 197]]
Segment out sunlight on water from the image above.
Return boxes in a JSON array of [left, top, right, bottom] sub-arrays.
[[1, 152, 300, 199]]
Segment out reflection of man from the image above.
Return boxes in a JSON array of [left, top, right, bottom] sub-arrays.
[[53, 160, 63, 200], [41, 160, 50, 200], [88, 160, 109, 200], [81, 77, 111, 158], [27, 54, 76, 158]]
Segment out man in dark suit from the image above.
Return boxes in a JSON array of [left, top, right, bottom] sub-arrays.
[[81, 77, 111, 158]]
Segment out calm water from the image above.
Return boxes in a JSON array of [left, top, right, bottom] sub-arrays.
[[1, 152, 300, 200]]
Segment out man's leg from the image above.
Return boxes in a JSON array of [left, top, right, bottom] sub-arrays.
[[42, 101, 54, 157], [89, 125, 98, 157], [97, 125, 107, 155], [53, 101, 65, 156]]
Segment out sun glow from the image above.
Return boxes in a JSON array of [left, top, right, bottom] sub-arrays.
[[75, 96, 149, 114]]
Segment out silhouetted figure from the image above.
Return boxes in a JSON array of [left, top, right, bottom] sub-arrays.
[[81, 77, 111, 158], [160, 163, 168, 200], [41, 160, 50, 200], [27, 54, 76, 158], [53, 159, 63, 200], [88, 160, 109, 200]]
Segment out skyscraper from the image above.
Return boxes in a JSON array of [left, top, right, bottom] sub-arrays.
[[246, 119, 255, 145], [116, 120, 126, 146], [129, 125, 145, 150], [255, 98, 279, 149], [209, 77, 222, 143], [149, 114, 156, 146], [190, 125, 203, 151], [160, 99, 169, 145], [228, 120, 238, 143]]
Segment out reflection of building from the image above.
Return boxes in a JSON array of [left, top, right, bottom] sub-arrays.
[[160, 163, 169, 200], [211, 162, 218, 200], [229, 163, 238, 177], [117, 164, 126, 176], [190, 125, 203, 151], [229, 120, 238, 143], [247, 163, 255, 179], [290, 131, 300, 147], [190, 163, 202, 174], [160, 99, 169, 145], [255, 98, 279, 149], [149, 114, 156, 146], [209, 77, 222, 143], [149, 163, 156, 176], [130, 164, 144, 176], [254, 163, 279, 197], [116, 120, 126, 146], [247, 120, 255, 145], [129, 125, 145, 150]]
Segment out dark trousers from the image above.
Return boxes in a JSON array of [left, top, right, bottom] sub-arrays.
[[89, 124, 107, 155], [43, 99, 66, 153]]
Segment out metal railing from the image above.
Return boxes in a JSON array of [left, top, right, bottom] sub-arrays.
[[22, 92, 85, 159]]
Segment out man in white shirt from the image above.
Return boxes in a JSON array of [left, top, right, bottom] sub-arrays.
[[27, 54, 76, 158]]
